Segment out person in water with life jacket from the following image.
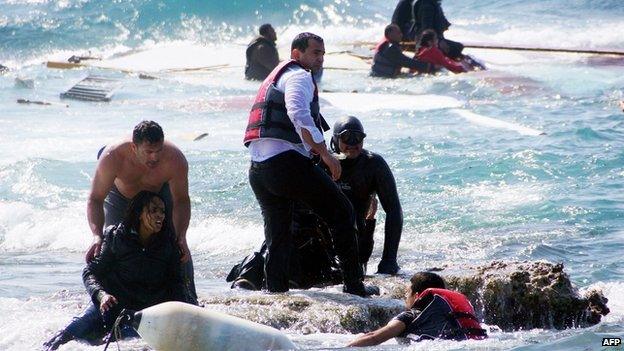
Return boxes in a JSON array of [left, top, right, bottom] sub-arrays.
[[371, 24, 432, 78], [348, 272, 487, 346], [414, 29, 485, 73], [44, 191, 189, 351], [245, 23, 280, 81]]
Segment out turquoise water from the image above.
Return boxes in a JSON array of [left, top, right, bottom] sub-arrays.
[[1, 0, 624, 350]]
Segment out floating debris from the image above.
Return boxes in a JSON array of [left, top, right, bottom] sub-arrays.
[[60, 75, 122, 102]]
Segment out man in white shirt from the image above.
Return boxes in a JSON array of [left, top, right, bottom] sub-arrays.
[[243, 32, 377, 296]]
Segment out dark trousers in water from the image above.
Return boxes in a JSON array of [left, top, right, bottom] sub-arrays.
[[248, 150, 363, 292], [44, 304, 138, 349], [104, 183, 198, 305]]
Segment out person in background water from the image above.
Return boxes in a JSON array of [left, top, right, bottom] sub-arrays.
[[245, 23, 280, 81], [371, 24, 432, 78], [415, 30, 485, 73], [414, 29, 469, 73], [44, 192, 188, 351], [412, 0, 464, 60], [348, 272, 487, 347], [243, 32, 377, 297], [391, 0, 417, 41], [86, 120, 197, 305], [330, 116, 403, 275]]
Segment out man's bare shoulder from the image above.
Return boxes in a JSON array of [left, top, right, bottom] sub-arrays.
[[99, 140, 132, 163], [163, 141, 188, 167]]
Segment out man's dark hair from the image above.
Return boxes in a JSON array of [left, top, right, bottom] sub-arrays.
[[132, 120, 164, 144], [419, 29, 438, 47], [410, 272, 446, 294], [384, 24, 399, 38], [123, 191, 167, 234], [259, 23, 273, 37], [291, 32, 324, 52]]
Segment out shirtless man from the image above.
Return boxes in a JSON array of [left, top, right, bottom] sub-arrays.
[[86, 120, 197, 304]]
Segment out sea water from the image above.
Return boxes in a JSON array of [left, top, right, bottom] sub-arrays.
[[1, 0, 623, 350]]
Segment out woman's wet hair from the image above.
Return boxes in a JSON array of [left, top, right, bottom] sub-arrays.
[[410, 271, 446, 294], [419, 29, 438, 47], [123, 190, 166, 233]]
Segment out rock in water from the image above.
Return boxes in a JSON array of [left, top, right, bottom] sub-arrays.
[[198, 261, 608, 334]]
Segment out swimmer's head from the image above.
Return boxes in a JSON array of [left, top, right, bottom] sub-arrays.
[[132, 120, 164, 169]]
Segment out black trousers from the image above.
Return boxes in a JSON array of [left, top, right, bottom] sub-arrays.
[[249, 151, 363, 292]]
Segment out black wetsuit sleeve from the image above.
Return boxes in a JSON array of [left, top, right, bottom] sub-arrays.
[[83, 228, 116, 306], [373, 157, 403, 263], [386, 44, 430, 73]]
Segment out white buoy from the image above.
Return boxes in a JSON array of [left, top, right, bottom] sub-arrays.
[[130, 301, 297, 351]]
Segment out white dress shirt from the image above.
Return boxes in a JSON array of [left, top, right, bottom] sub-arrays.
[[249, 64, 325, 162]]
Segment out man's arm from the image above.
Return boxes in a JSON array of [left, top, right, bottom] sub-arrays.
[[283, 69, 341, 180], [300, 129, 341, 180], [374, 157, 403, 274], [85, 149, 117, 263], [386, 44, 431, 73], [169, 149, 191, 263], [347, 319, 406, 347]]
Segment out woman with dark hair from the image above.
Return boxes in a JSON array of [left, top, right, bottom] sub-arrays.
[[44, 191, 187, 350]]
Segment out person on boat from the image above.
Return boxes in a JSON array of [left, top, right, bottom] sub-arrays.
[[348, 272, 487, 347], [228, 116, 402, 290], [44, 191, 188, 350], [371, 24, 432, 78], [244, 32, 377, 297], [245, 24, 280, 81], [412, 0, 464, 60], [86, 120, 197, 304]]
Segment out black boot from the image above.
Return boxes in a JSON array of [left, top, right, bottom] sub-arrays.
[[343, 282, 380, 297]]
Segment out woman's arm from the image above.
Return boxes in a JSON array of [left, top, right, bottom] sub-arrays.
[[347, 320, 406, 347], [83, 227, 116, 306]]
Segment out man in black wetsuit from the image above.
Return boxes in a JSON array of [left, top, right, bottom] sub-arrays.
[[412, 0, 464, 59], [330, 116, 403, 275], [371, 24, 431, 78], [227, 117, 403, 289], [245, 24, 280, 81]]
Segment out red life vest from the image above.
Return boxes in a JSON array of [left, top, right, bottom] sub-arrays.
[[417, 46, 466, 73], [243, 60, 328, 147], [415, 288, 487, 340]]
